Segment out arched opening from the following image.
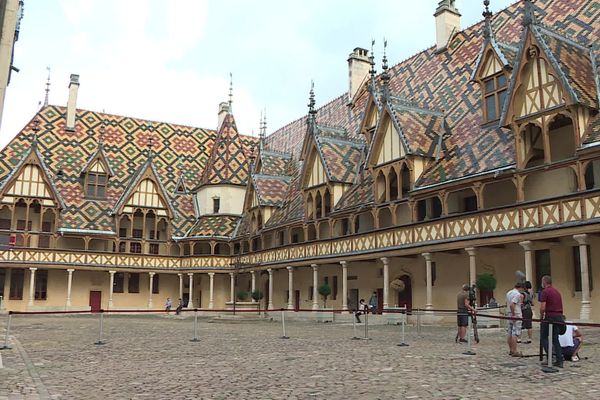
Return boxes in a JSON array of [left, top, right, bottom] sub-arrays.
[[548, 114, 575, 162], [585, 160, 600, 190], [416, 196, 442, 221], [215, 242, 230, 255], [354, 212, 374, 233], [233, 242, 240, 255], [482, 179, 517, 208], [56, 236, 85, 250], [394, 274, 413, 310], [39, 208, 55, 248], [306, 193, 314, 220], [88, 238, 110, 252], [401, 165, 411, 198], [251, 214, 257, 231], [378, 207, 393, 228], [333, 218, 351, 237], [323, 189, 332, 217], [389, 169, 399, 201], [242, 241, 250, 254], [251, 237, 261, 251], [290, 226, 304, 243], [375, 170, 386, 203], [0, 205, 11, 245], [193, 242, 212, 255], [263, 232, 273, 249], [395, 203, 412, 225], [145, 210, 156, 239], [524, 167, 577, 201], [447, 188, 478, 214], [276, 230, 286, 246], [307, 223, 317, 241], [315, 192, 323, 219], [318, 221, 331, 239], [169, 243, 180, 256], [522, 123, 545, 168], [257, 211, 263, 230]]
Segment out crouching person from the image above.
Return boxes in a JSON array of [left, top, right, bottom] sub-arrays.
[[559, 321, 583, 362]]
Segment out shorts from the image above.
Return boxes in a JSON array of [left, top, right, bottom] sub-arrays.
[[562, 338, 581, 357], [457, 314, 469, 327], [522, 307, 533, 329], [507, 319, 522, 337]]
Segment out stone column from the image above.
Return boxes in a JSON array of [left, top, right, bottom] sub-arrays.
[[250, 270, 256, 303], [340, 261, 348, 312], [574, 234, 591, 321], [28, 267, 37, 306], [229, 272, 235, 303], [66, 269, 74, 308], [208, 272, 215, 309], [465, 247, 477, 286], [267, 268, 274, 310], [287, 266, 294, 310], [519, 241, 534, 283], [311, 264, 319, 310], [381, 257, 390, 312], [177, 273, 183, 302], [148, 272, 155, 309], [108, 270, 116, 309], [187, 273, 194, 308], [422, 253, 433, 310]]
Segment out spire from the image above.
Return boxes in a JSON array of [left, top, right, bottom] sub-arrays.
[[523, 0, 537, 27], [369, 39, 376, 87], [43, 67, 51, 107], [259, 108, 266, 144], [381, 39, 390, 100], [308, 81, 317, 127], [482, 0, 493, 40], [228, 72, 233, 112]]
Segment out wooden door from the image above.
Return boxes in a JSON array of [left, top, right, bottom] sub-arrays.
[[89, 291, 102, 312], [264, 280, 269, 310], [349, 289, 359, 311], [377, 288, 384, 314], [397, 275, 412, 311], [294, 290, 300, 311]]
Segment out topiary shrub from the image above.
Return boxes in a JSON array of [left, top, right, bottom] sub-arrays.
[[237, 290, 248, 301], [251, 289, 264, 302], [318, 283, 332, 308]]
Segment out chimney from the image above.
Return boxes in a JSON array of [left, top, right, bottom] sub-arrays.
[[66, 74, 79, 131], [217, 101, 229, 130], [434, 0, 461, 52], [348, 47, 370, 99]]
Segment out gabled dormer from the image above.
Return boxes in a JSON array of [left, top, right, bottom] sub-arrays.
[[243, 173, 290, 232], [80, 143, 114, 200]]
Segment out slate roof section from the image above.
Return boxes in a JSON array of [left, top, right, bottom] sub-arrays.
[[200, 113, 252, 187], [252, 174, 291, 207], [258, 150, 292, 176], [186, 215, 240, 239], [314, 127, 365, 184]]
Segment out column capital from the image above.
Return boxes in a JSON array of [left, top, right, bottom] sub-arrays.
[[519, 240, 534, 251], [229, 272, 235, 277], [573, 234, 589, 246], [286, 266, 294, 271], [177, 273, 182, 277], [109, 270, 117, 275], [311, 264, 318, 270], [380, 257, 389, 265], [208, 272, 215, 277], [339, 260, 347, 267], [267, 268, 273, 275], [148, 272, 156, 276], [29, 267, 37, 272], [67, 269, 75, 273], [421, 252, 432, 262], [465, 247, 477, 256]]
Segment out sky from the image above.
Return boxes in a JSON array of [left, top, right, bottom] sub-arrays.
[[1, 0, 516, 147]]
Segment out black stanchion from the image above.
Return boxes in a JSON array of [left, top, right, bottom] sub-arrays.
[[541, 322, 558, 373]]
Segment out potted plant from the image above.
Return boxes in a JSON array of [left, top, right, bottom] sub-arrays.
[[318, 283, 332, 308], [251, 289, 263, 302], [237, 290, 248, 301], [476, 273, 497, 306]]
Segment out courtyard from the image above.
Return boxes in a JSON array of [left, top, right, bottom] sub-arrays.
[[0, 313, 599, 399]]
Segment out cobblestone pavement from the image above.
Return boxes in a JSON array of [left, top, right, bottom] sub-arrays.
[[1, 314, 599, 399]]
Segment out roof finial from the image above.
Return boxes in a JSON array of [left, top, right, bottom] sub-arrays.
[[99, 119, 107, 146], [43, 67, 51, 107], [369, 39, 376, 80], [482, 1, 493, 40], [259, 108, 267, 143], [308, 81, 316, 116], [228, 72, 233, 112], [523, 0, 536, 26], [32, 117, 40, 147], [381, 39, 390, 99]]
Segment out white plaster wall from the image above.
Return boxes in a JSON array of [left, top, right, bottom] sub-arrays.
[[196, 185, 246, 216]]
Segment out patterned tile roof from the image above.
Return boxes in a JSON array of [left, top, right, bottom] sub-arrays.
[[200, 113, 253, 187], [257, 149, 292, 176], [583, 114, 600, 144], [252, 174, 291, 207], [0, 106, 258, 236], [186, 215, 240, 239], [264, 173, 304, 229], [334, 171, 374, 212], [315, 127, 365, 184]]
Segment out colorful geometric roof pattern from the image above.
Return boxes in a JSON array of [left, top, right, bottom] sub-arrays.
[[252, 174, 291, 207], [264, 173, 304, 229], [186, 215, 240, 239], [314, 127, 365, 184], [200, 113, 253, 187], [333, 171, 374, 213], [257, 149, 292, 176], [0, 106, 257, 236], [583, 114, 600, 145]]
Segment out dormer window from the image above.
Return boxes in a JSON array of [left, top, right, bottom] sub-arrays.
[[483, 72, 507, 123], [86, 172, 107, 198]]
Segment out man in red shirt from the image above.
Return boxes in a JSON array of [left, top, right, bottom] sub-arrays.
[[540, 275, 564, 368]]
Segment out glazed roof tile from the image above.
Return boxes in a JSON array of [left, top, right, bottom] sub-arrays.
[[252, 174, 291, 207], [186, 215, 240, 238]]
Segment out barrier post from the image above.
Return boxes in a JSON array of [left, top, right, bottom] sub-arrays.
[[94, 310, 105, 345], [190, 309, 199, 342], [280, 309, 289, 339], [1, 312, 12, 350], [397, 306, 408, 347], [541, 322, 558, 373], [462, 313, 475, 356], [416, 308, 422, 335]]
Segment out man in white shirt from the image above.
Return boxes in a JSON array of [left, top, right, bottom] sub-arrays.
[[506, 282, 524, 357], [559, 322, 583, 361]]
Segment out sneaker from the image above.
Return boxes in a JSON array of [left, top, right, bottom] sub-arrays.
[[517, 339, 522, 343], [459, 338, 468, 343], [524, 339, 532, 344], [571, 355, 580, 362]]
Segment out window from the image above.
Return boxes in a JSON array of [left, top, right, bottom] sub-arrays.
[[309, 286, 313, 301], [431, 262, 437, 287], [86, 172, 107, 198], [483, 73, 507, 122], [132, 229, 143, 239], [113, 272, 124, 293], [128, 273, 139, 293], [149, 243, 159, 255], [213, 198, 220, 213], [16, 220, 32, 231], [150, 230, 161, 240], [34, 270, 48, 300], [573, 246, 593, 292], [130, 242, 142, 254], [9, 269, 24, 300], [534, 249, 551, 292], [119, 228, 127, 238], [333, 276, 338, 300], [152, 274, 159, 294], [118, 241, 126, 253]]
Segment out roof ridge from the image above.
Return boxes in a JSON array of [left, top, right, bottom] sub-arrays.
[[537, 24, 592, 52]]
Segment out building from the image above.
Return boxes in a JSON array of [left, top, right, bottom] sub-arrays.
[[0, 0, 24, 131], [0, 0, 599, 322]]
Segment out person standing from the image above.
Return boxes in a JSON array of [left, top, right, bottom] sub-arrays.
[[506, 282, 524, 356], [456, 284, 476, 343], [540, 275, 564, 368], [368, 292, 378, 314], [164, 297, 172, 314], [520, 281, 534, 344]]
